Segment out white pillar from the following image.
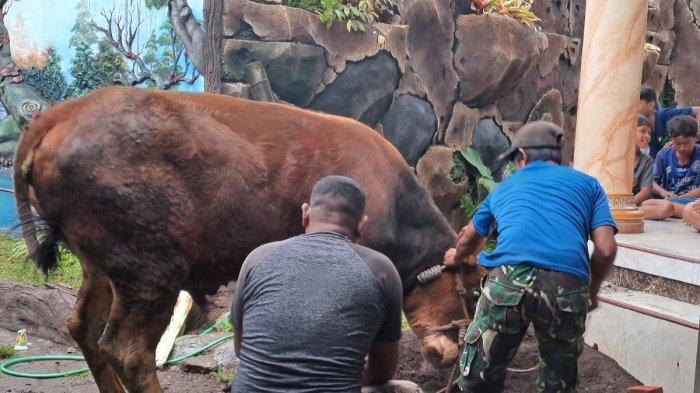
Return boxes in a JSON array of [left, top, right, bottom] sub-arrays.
[[574, 0, 648, 234]]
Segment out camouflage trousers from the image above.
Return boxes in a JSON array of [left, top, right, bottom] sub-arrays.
[[458, 265, 591, 393]]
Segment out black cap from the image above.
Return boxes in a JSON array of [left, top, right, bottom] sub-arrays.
[[498, 121, 564, 161]]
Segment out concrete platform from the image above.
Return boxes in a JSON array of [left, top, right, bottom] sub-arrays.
[[584, 284, 699, 393], [585, 220, 699, 393], [615, 219, 699, 286]]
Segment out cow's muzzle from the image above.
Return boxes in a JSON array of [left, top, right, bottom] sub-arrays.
[[420, 333, 459, 368]]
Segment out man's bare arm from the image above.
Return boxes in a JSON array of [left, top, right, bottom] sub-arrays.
[[362, 340, 399, 386], [234, 329, 243, 357], [589, 226, 617, 310], [634, 187, 652, 206], [445, 223, 487, 268]]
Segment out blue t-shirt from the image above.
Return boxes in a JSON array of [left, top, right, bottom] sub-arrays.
[[651, 107, 693, 157], [471, 161, 617, 281], [653, 145, 700, 195]]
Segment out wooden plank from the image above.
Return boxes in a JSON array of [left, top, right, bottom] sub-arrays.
[[155, 291, 194, 367]]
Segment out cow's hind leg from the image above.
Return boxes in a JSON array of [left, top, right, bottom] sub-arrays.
[[67, 263, 124, 393], [99, 285, 179, 393]]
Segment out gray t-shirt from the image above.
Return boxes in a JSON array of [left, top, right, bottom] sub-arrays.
[[231, 232, 403, 393], [633, 153, 654, 195]]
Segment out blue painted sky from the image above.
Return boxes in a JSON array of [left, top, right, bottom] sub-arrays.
[[6, 0, 203, 91]]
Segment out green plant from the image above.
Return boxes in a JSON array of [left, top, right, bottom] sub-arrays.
[[471, 0, 540, 26], [211, 368, 235, 384], [451, 148, 515, 218], [284, 0, 395, 34], [0, 344, 16, 359], [0, 236, 82, 290]]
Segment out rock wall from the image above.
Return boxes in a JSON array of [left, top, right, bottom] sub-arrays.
[[216, 0, 700, 230]]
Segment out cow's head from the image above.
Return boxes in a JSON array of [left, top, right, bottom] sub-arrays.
[[403, 264, 486, 368]]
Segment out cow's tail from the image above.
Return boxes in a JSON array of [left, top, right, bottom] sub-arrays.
[[13, 113, 60, 275]]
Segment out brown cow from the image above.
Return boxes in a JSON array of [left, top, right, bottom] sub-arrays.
[[14, 87, 484, 393]]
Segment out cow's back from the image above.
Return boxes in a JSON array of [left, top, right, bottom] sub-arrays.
[[28, 87, 414, 294]]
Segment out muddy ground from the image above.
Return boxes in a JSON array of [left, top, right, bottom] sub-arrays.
[[396, 329, 640, 393], [0, 327, 639, 393], [1, 284, 639, 392]]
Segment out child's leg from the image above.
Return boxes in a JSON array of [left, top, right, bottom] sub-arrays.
[[641, 200, 675, 220], [682, 201, 700, 231]]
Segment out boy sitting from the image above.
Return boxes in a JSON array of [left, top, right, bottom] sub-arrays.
[[641, 115, 700, 219], [633, 115, 654, 205]]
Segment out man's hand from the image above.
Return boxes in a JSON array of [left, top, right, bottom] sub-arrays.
[[661, 190, 677, 200], [443, 248, 457, 268], [588, 295, 599, 312]]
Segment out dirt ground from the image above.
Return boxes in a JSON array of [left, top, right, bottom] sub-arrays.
[[0, 329, 228, 393], [395, 329, 640, 393], [1, 327, 640, 393], [1, 284, 639, 392]]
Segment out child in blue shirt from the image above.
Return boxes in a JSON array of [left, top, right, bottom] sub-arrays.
[[641, 115, 700, 219], [638, 85, 700, 157]]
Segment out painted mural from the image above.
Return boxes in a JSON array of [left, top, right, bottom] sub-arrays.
[[0, 0, 203, 164]]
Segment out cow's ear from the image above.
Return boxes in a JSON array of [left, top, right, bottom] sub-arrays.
[[301, 203, 311, 228]]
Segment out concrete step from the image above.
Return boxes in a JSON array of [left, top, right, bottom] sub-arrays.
[[584, 284, 699, 393]]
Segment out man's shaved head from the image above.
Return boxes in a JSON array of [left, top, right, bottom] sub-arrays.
[[309, 176, 366, 229]]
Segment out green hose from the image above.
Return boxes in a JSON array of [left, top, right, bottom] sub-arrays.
[[1, 315, 234, 379]]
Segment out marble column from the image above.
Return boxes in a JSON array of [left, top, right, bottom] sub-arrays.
[[574, 0, 647, 234]]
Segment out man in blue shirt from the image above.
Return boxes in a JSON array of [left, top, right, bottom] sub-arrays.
[[638, 85, 700, 157], [641, 115, 700, 219], [443, 121, 618, 393]]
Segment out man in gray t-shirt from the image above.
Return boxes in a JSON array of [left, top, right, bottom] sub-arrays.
[[231, 176, 403, 392]]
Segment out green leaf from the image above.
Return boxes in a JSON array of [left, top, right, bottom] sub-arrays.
[[460, 148, 493, 178], [478, 177, 497, 193]]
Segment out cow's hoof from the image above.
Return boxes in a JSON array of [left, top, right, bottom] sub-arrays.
[[420, 334, 458, 368]]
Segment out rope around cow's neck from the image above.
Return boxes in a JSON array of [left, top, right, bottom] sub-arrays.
[[415, 264, 537, 393]]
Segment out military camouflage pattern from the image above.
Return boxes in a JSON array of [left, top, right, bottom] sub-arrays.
[[458, 265, 590, 393]]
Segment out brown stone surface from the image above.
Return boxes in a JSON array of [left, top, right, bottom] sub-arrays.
[[527, 89, 564, 128], [454, 14, 547, 107], [646, 64, 669, 94], [416, 146, 467, 231], [669, 0, 700, 106], [222, 0, 409, 73], [221, 82, 252, 99], [646, 29, 674, 65], [222, 39, 326, 106], [399, 0, 458, 131], [498, 120, 522, 141], [641, 49, 660, 85], [0, 282, 75, 345], [443, 102, 480, 148], [530, 0, 572, 35], [538, 33, 567, 78], [658, 0, 676, 30], [568, 0, 586, 38]]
